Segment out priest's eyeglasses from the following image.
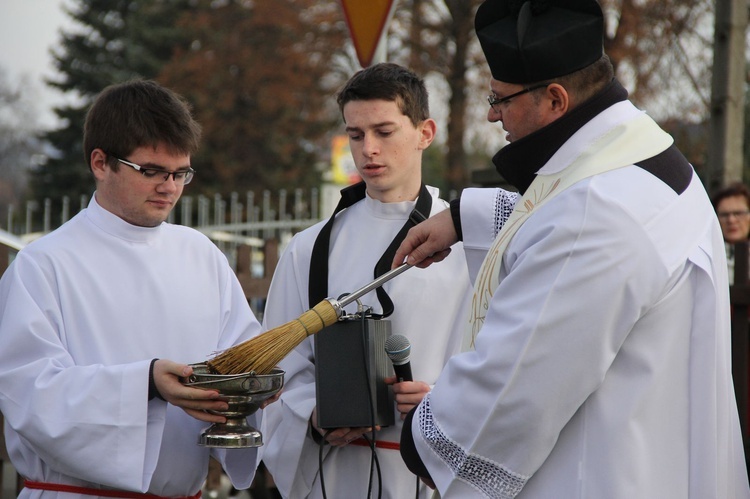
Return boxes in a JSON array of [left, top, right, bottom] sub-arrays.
[[115, 157, 195, 185], [487, 84, 548, 113]]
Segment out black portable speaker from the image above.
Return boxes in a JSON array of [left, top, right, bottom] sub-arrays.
[[314, 317, 395, 429]]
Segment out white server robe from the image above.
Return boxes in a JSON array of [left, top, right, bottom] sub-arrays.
[[261, 187, 472, 498], [410, 102, 749, 498], [0, 196, 264, 498]]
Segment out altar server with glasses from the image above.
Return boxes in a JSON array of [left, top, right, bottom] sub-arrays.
[[0, 79, 271, 498]]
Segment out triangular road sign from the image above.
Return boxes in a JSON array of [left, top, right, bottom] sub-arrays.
[[340, 0, 396, 67]]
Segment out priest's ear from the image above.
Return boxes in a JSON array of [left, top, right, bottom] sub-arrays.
[[417, 118, 437, 150], [544, 84, 570, 118]]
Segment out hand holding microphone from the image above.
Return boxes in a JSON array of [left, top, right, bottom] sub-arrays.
[[385, 335, 430, 419], [385, 334, 413, 382]]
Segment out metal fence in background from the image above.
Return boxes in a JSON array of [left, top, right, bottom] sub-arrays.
[[6, 188, 322, 269]]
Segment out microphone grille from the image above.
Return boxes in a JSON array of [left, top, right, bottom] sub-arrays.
[[384, 334, 411, 363]]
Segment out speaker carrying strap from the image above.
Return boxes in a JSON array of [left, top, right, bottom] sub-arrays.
[[308, 182, 432, 318]]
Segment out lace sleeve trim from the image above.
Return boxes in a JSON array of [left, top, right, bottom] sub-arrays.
[[493, 190, 519, 239], [418, 394, 529, 498]]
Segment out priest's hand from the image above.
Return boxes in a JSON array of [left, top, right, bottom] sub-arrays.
[[392, 209, 455, 269], [386, 376, 430, 420], [311, 410, 381, 447], [152, 359, 229, 424]]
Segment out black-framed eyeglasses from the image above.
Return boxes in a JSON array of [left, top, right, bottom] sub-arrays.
[[487, 83, 548, 113], [114, 157, 195, 185]]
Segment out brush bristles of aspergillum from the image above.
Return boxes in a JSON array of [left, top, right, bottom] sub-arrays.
[[206, 299, 340, 375]]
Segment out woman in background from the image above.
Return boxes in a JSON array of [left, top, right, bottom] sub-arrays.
[[712, 182, 750, 284]]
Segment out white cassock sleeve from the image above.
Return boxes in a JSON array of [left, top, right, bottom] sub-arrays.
[[0, 253, 160, 490], [460, 188, 519, 282]]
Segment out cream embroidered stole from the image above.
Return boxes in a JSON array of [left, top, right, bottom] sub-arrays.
[[462, 111, 674, 351]]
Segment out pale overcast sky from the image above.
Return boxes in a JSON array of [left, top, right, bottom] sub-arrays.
[[0, 0, 75, 128]]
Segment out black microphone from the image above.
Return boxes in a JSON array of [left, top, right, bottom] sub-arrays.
[[385, 334, 413, 382]]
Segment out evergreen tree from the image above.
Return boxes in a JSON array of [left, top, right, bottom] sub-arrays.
[[29, 0, 192, 203]]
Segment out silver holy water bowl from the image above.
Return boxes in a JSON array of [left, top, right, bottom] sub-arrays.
[[182, 363, 284, 448]]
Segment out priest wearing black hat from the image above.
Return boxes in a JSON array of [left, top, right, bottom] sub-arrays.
[[394, 0, 750, 497]]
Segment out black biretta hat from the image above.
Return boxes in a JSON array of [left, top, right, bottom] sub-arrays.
[[475, 0, 604, 84]]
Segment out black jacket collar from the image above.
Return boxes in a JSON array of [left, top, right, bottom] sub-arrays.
[[493, 79, 629, 194]]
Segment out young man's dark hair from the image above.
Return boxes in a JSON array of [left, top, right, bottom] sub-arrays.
[[336, 62, 430, 126], [83, 79, 202, 170]]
